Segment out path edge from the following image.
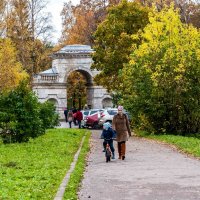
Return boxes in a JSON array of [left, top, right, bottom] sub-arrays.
[[54, 135, 86, 200]]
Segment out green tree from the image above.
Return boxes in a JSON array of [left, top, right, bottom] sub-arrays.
[[39, 101, 59, 129], [0, 81, 59, 143], [121, 4, 200, 134], [91, 0, 149, 91], [0, 81, 43, 143]]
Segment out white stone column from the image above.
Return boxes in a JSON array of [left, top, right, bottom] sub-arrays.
[[87, 86, 111, 109]]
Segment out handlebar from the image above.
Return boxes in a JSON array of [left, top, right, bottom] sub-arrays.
[[99, 138, 116, 140]]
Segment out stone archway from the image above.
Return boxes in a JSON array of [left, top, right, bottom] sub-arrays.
[[47, 98, 59, 111], [33, 44, 112, 119], [102, 97, 113, 108], [66, 69, 92, 109]]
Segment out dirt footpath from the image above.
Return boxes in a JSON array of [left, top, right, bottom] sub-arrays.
[[78, 130, 200, 200]]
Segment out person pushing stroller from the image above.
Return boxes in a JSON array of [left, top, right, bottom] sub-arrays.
[[100, 122, 116, 159]]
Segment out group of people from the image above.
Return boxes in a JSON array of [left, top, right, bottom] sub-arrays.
[[64, 105, 132, 160], [101, 105, 131, 160], [64, 108, 83, 128]]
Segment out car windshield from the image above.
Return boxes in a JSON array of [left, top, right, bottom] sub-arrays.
[[107, 110, 118, 115], [83, 111, 89, 116], [90, 110, 98, 115]]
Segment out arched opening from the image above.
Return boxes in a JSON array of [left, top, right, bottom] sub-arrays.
[[47, 98, 59, 111], [66, 70, 91, 110], [102, 97, 113, 108]]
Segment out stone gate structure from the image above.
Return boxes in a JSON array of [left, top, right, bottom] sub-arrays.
[[33, 45, 112, 118]]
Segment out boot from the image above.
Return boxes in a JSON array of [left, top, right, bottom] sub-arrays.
[[118, 143, 122, 159], [121, 142, 126, 160]]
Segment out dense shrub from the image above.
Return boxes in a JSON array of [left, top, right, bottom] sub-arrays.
[[0, 81, 59, 143], [121, 6, 200, 135], [39, 101, 59, 129]]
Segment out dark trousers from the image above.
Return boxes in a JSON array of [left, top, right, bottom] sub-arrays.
[[103, 140, 115, 153], [69, 121, 72, 128], [78, 120, 82, 128]]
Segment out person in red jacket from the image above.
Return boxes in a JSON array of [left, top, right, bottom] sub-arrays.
[[76, 109, 83, 128]]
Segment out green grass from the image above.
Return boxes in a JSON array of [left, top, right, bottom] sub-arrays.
[[137, 131, 200, 158], [63, 131, 91, 200], [0, 128, 88, 199]]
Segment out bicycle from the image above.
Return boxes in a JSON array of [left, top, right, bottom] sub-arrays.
[[104, 138, 113, 163]]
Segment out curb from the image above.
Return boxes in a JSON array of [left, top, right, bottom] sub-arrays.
[[54, 135, 86, 200]]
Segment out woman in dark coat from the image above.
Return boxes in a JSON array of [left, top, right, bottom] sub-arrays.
[[112, 106, 131, 160]]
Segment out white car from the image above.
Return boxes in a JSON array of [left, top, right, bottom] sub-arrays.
[[99, 108, 131, 127], [98, 108, 118, 126]]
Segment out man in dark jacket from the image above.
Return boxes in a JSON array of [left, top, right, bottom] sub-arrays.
[[64, 108, 68, 122]]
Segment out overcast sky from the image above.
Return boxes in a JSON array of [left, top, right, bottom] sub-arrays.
[[46, 0, 80, 43]]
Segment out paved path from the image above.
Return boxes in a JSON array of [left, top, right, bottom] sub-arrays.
[[78, 131, 200, 200], [56, 121, 78, 129]]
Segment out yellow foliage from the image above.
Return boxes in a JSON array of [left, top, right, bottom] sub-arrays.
[[0, 39, 28, 92], [122, 3, 200, 102]]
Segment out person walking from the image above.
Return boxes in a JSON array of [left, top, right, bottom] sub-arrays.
[[112, 105, 131, 160], [76, 109, 83, 129], [67, 110, 73, 128], [64, 108, 68, 123], [72, 108, 77, 125]]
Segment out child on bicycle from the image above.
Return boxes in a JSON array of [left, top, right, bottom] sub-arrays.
[[100, 122, 116, 159]]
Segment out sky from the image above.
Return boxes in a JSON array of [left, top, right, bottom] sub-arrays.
[[45, 0, 80, 43]]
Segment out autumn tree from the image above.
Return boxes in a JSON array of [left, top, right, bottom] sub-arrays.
[[5, 0, 53, 78], [61, 4, 96, 45], [0, 0, 7, 36], [183, 0, 200, 28], [6, 0, 32, 74], [0, 38, 28, 92], [60, 0, 120, 45], [67, 71, 87, 109], [60, 1, 75, 43], [136, 0, 200, 28], [121, 4, 200, 134], [91, 0, 149, 91]]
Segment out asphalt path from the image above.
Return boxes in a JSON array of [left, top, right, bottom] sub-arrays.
[[78, 130, 200, 200], [57, 121, 78, 129]]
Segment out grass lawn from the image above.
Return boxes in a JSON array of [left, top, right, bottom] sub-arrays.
[[137, 131, 200, 158], [0, 128, 90, 199], [63, 131, 90, 200]]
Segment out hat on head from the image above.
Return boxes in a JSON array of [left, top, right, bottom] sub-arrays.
[[118, 105, 123, 111], [103, 122, 111, 130]]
